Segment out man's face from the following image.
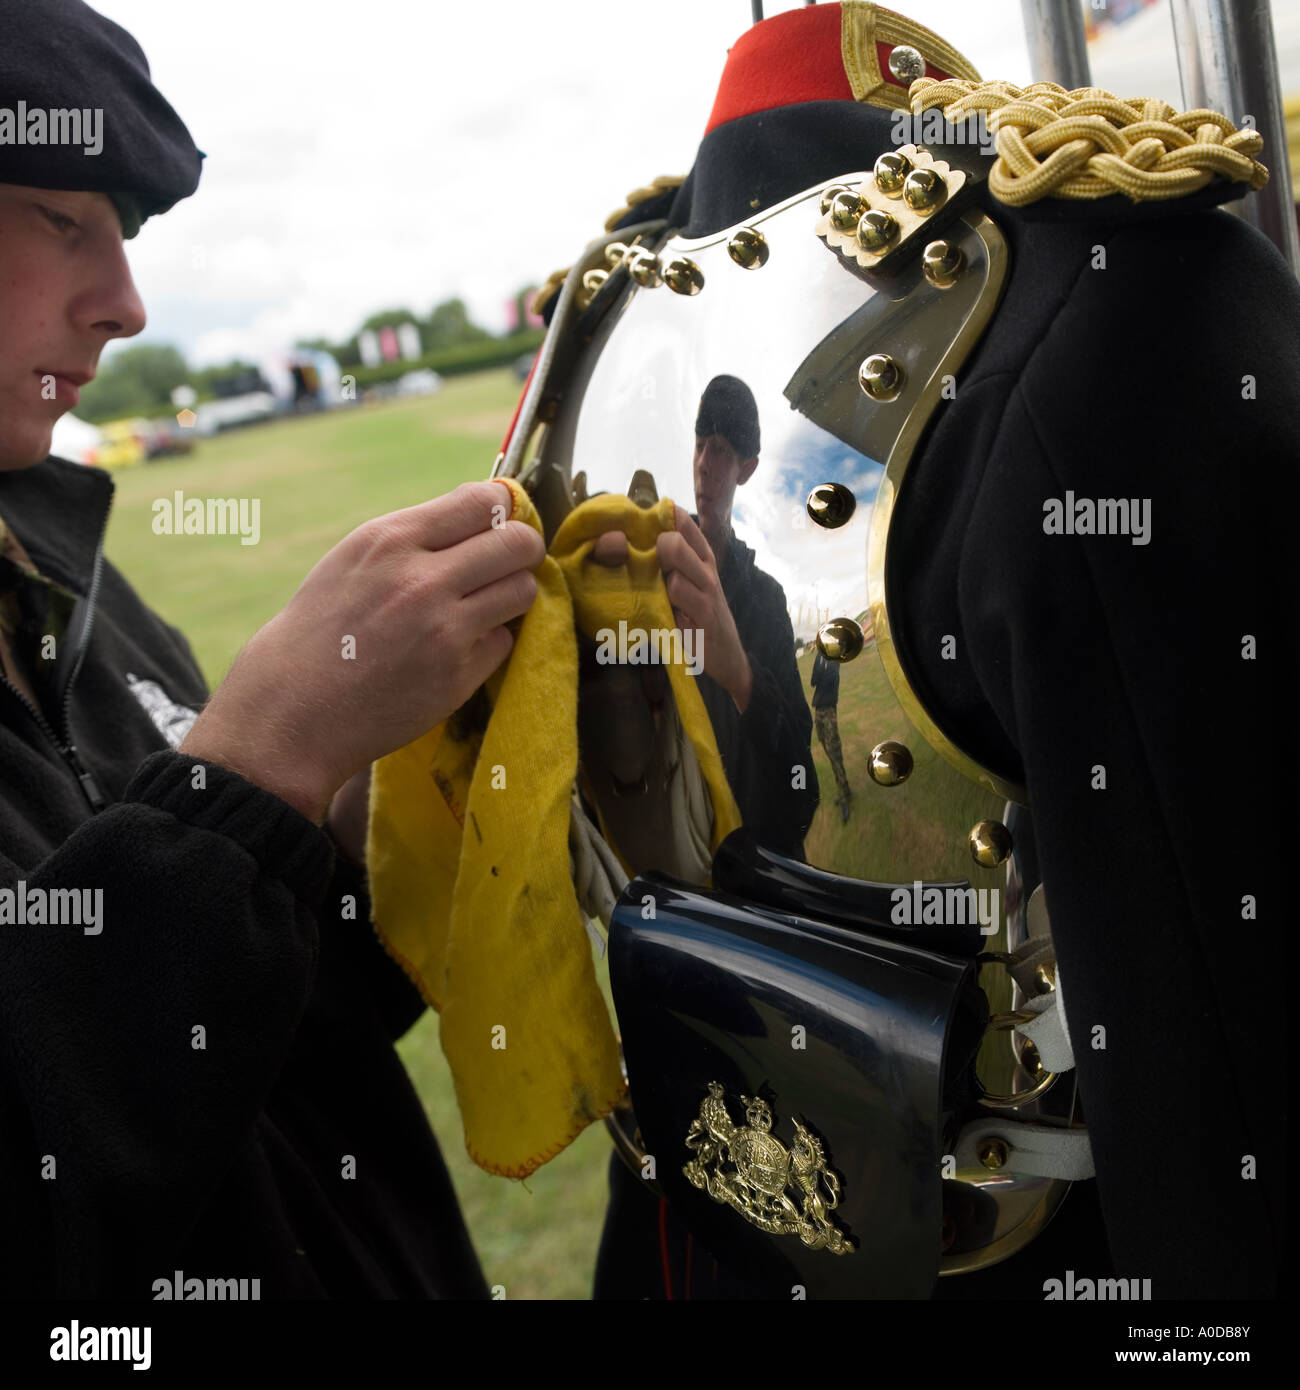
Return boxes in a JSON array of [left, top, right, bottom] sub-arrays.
[[692, 432, 758, 541], [0, 184, 146, 469]]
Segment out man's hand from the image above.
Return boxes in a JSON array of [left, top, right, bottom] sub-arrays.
[[655, 506, 752, 711], [181, 481, 545, 824]]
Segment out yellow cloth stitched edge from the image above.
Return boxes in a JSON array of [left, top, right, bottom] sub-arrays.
[[367, 479, 740, 1178]]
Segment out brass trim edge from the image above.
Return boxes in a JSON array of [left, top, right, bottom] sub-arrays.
[[939, 1178, 1070, 1276], [499, 218, 668, 482], [866, 209, 1027, 805]]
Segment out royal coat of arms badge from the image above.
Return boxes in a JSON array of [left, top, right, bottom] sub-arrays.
[[682, 1082, 853, 1255]]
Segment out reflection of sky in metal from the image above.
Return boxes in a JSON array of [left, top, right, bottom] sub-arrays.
[[731, 421, 882, 642], [570, 194, 884, 640]]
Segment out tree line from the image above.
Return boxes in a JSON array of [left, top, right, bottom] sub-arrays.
[[77, 292, 536, 424]]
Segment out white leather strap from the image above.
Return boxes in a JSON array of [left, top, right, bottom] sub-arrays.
[[1018, 988, 1074, 1072], [568, 788, 628, 943], [954, 1117, 1095, 1180]]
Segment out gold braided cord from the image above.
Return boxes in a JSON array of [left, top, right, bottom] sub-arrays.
[[602, 174, 686, 231], [909, 78, 1269, 205], [532, 174, 686, 316], [530, 266, 568, 318]]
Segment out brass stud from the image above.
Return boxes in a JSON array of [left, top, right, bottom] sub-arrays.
[[888, 44, 926, 83], [819, 183, 852, 215], [580, 268, 609, 307], [627, 250, 663, 288], [873, 151, 912, 196], [828, 190, 868, 232], [977, 1137, 1009, 1171], [1020, 1040, 1044, 1079], [903, 167, 947, 213], [868, 740, 914, 786], [727, 226, 769, 269], [859, 353, 904, 402], [806, 482, 856, 529], [856, 209, 900, 253], [817, 618, 865, 663], [922, 239, 964, 288], [1034, 961, 1057, 994], [604, 242, 631, 269], [969, 819, 1013, 868], [663, 257, 704, 296]]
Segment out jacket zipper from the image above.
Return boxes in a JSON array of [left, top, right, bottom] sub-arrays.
[[0, 675, 107, 812], [0, 511, 111, 814]]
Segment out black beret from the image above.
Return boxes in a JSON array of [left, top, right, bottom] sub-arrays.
[[695, 374, 760, 458], [0, 0, 203, 236]]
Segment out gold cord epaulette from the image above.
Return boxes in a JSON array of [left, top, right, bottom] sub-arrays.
[[531, 81, 1263, 313], [909, 77, 1268, 206], [532, 174, 685, 316]]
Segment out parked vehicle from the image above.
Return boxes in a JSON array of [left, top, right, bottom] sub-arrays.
[[194, 393, 279, 436], [92, 419, 148, 469], [395, 368, 443, 398], [135, 416, 196, 459]]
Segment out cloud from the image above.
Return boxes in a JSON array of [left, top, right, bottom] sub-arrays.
[[98, 0, 1034, 363]]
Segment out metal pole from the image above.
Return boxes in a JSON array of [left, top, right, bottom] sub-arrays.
[[1170, 0, 1300, 277], [1020, 0, 1094, 89]]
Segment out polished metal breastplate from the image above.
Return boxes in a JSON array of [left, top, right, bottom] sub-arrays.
[[501, 149, 1084, 1276]]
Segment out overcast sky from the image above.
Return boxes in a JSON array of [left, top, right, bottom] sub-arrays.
[[92, 0, 1297, 368], [89, 0, 1035, 366]]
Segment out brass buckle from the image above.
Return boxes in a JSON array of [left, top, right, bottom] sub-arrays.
[[975, 952, 1058, 1109]]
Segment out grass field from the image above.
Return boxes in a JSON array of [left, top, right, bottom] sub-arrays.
[[104, 369, 613, 1300], [799, 642, 1004, 889]]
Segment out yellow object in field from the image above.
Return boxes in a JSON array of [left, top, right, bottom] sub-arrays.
[[94, 419, 147, 469], [367, 476, 740, 1178]]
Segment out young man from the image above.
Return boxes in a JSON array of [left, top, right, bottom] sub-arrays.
[[1, 0, 543, 1297], [587, 374, 818, 857], [675, 375, 819, 859]]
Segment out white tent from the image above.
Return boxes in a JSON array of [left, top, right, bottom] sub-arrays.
[[49, 412, 103, 466]]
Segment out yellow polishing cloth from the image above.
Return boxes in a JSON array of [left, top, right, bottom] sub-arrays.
[[367, 477, 740, 1178]]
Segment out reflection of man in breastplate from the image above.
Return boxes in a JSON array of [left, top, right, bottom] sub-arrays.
[[663, 375, 819, 859]]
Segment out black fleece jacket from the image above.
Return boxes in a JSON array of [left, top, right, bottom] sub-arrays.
[[0, 457, 485, 1299], [696, 528, 818, 859]]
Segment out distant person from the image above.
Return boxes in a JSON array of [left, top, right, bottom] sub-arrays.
[[811, 645, 852, 822], [0, 0, 542, 1297]]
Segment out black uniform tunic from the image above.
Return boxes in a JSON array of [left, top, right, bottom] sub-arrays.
[[593, 27, 1288, 1301]]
